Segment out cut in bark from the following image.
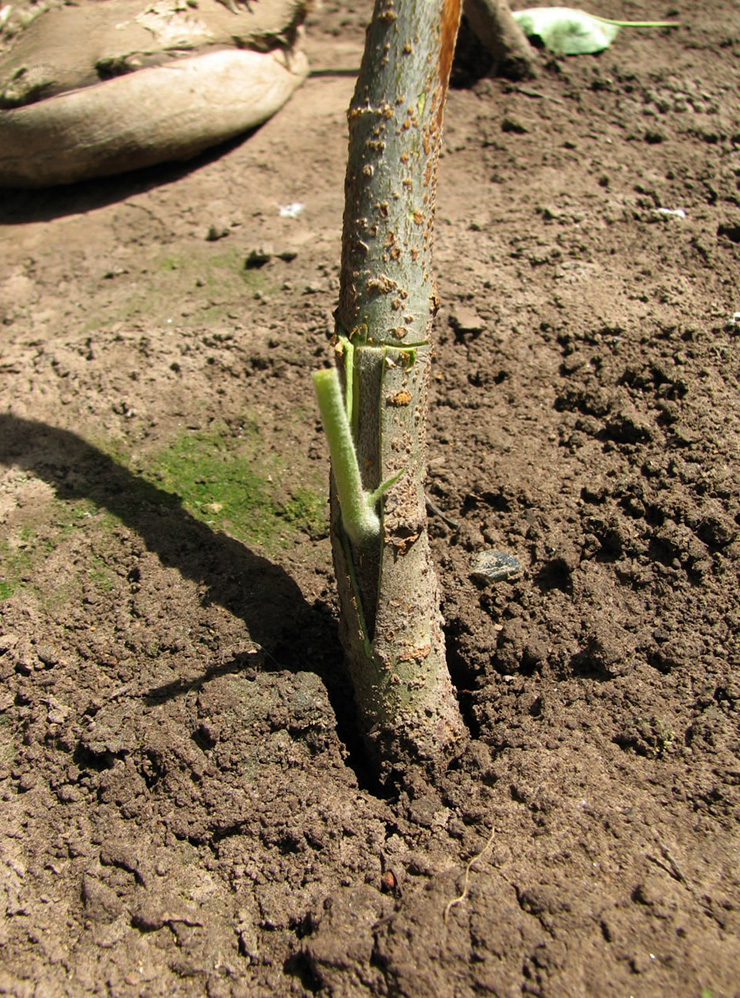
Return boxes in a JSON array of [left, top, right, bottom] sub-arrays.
[[318, 0, 469, 784]]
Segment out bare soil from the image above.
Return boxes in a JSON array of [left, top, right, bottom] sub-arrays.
[[1, 2, 739, 996]]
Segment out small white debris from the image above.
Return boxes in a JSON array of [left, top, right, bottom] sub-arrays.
[[279, 202, 305, 219], [653, 207, 686, 219]]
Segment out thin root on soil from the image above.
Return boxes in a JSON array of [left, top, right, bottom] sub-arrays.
[[443, 824, 497, 923]]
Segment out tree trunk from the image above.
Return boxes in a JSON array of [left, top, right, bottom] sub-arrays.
[[326, 0, 468, 784], [462, 0, 538, 79]]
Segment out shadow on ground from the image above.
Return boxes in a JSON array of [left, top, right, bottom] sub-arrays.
[[0, 132, 252, 225], [0, 412, 338, 672]]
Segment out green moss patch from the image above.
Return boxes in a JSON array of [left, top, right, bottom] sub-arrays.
[[141, 420, 327, 552]]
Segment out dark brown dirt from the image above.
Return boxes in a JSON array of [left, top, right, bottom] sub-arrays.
[[1, 2, 739, 996]]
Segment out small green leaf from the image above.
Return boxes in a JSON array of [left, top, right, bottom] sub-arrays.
[[512, 7, 677, 56], [513, 7, 620, 53]]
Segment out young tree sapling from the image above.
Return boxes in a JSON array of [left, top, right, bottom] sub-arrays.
[[314, 0, 468, 783]]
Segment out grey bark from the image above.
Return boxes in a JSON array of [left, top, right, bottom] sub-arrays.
[[331, 0, 468, 783]]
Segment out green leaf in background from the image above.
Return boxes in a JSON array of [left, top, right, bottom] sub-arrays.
[[511, 7, 679, 55]]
